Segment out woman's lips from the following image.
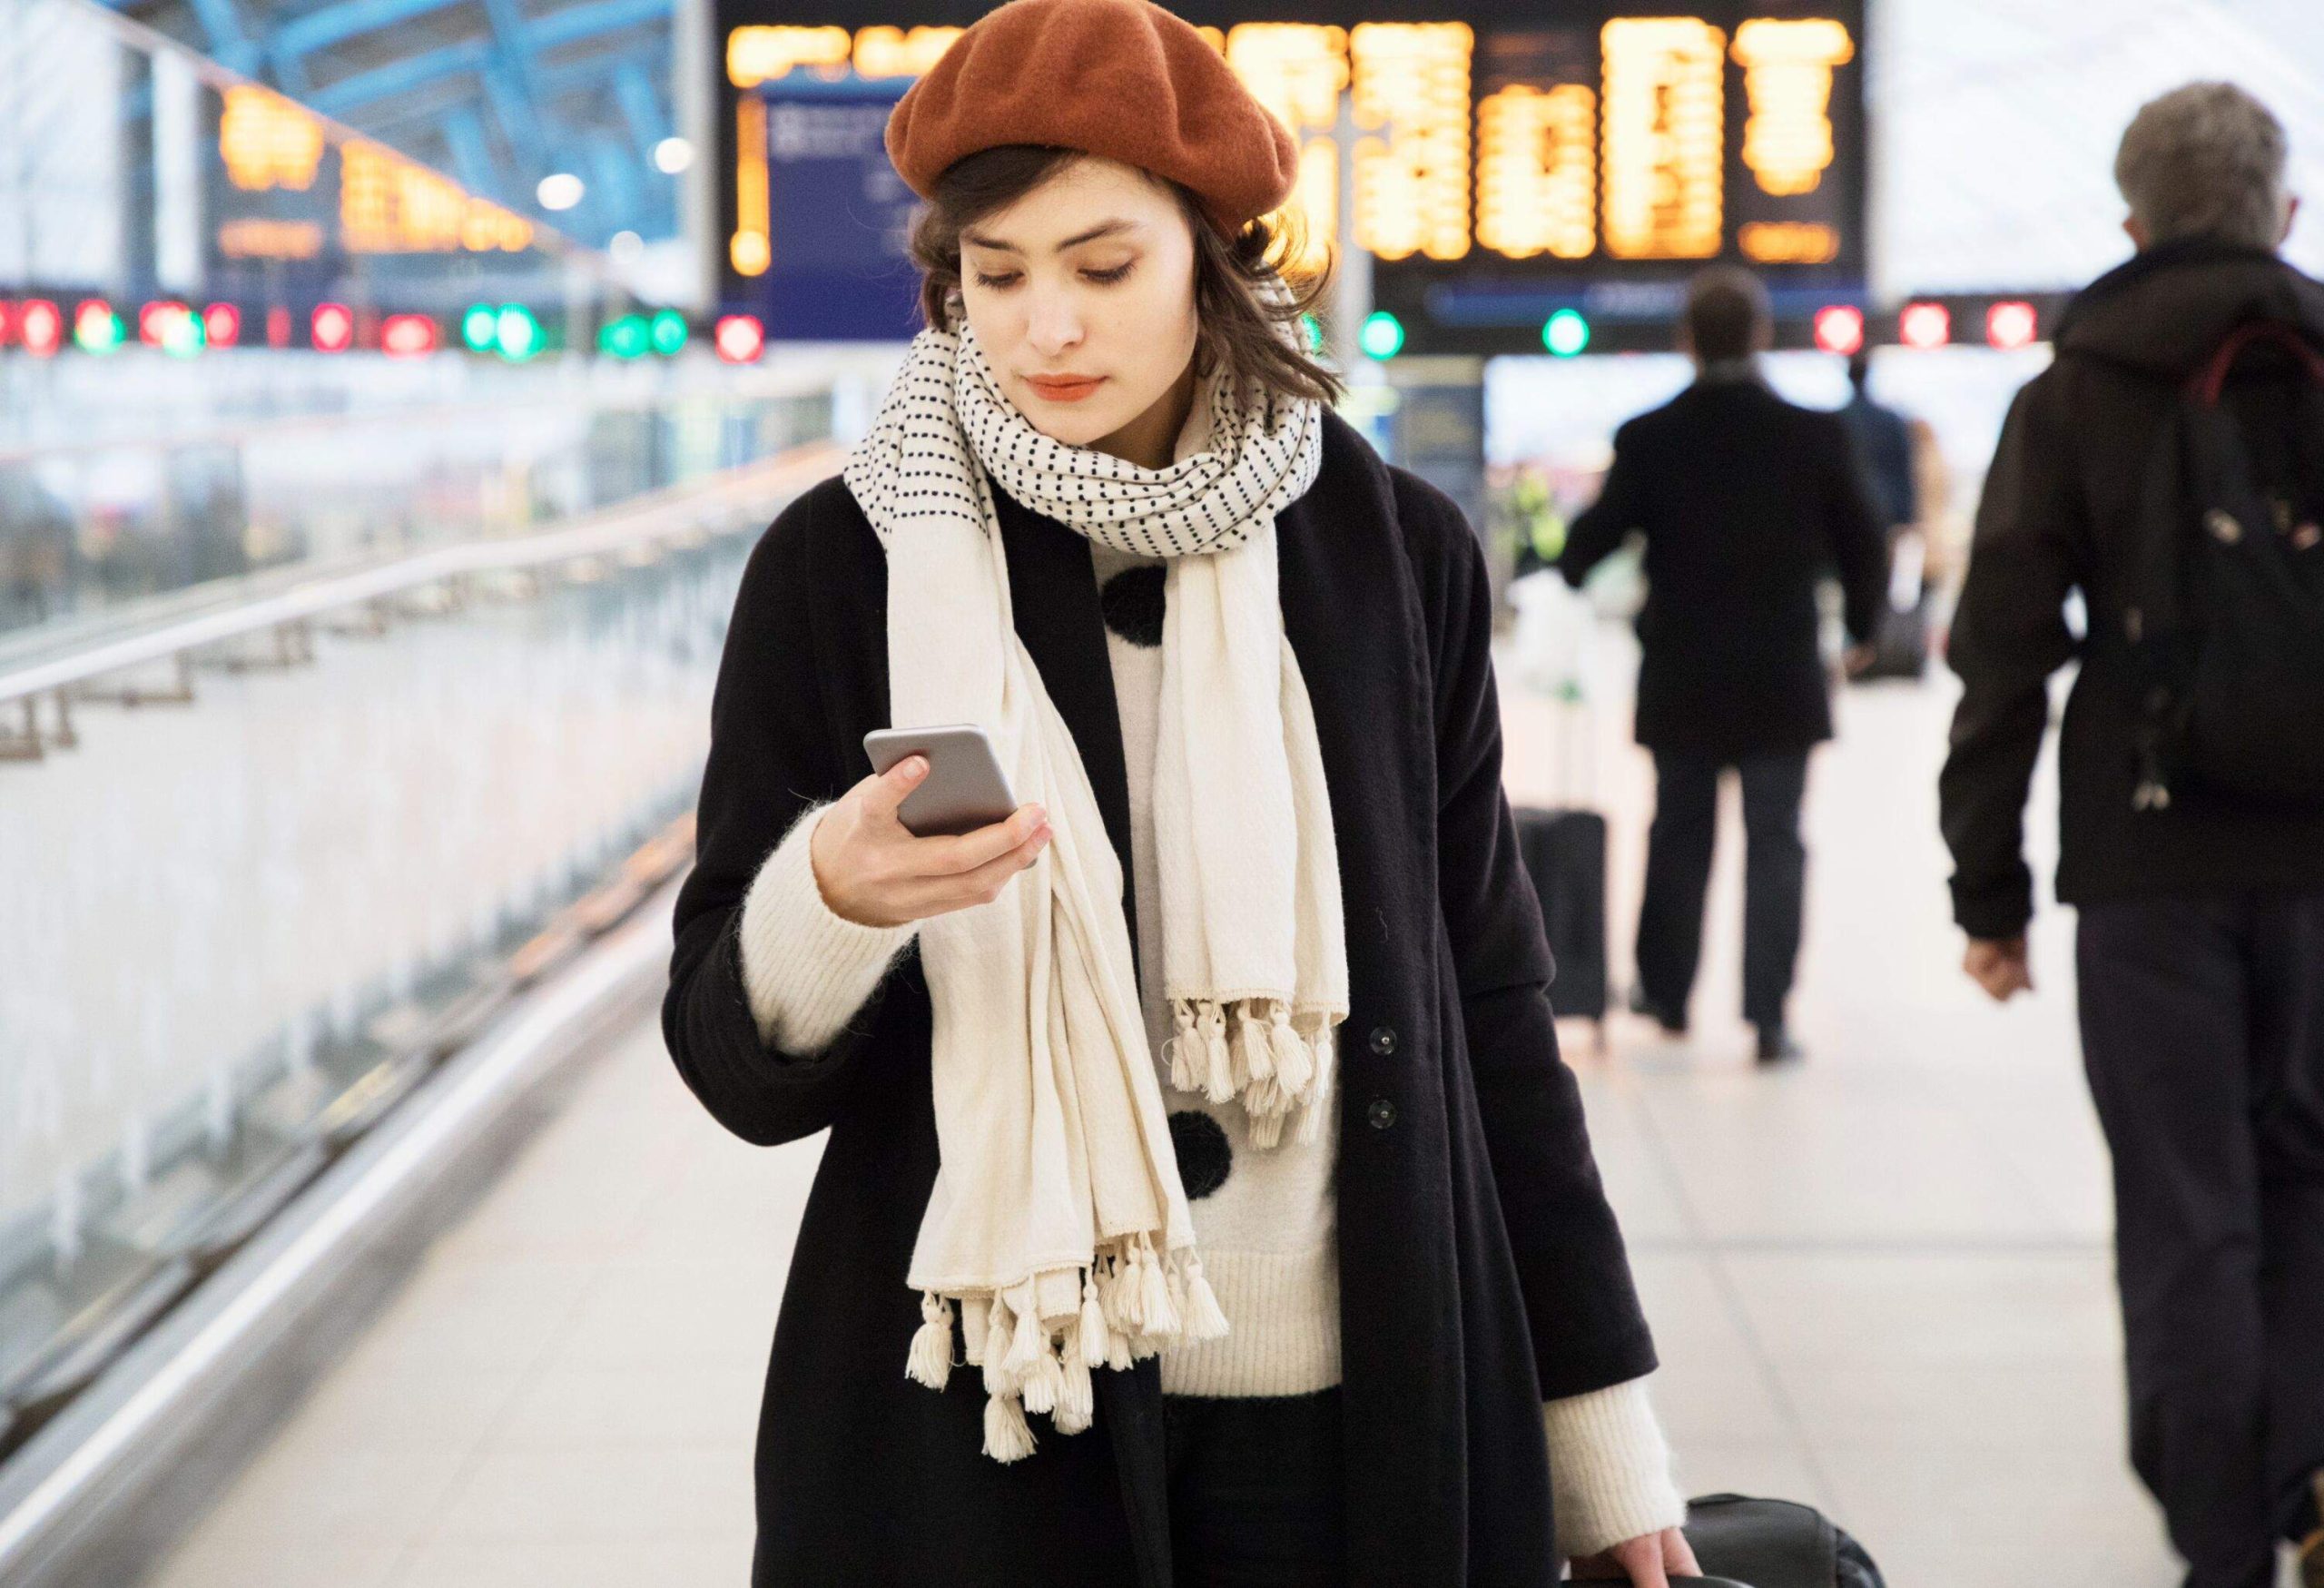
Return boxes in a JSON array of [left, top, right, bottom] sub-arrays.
[[1023, 375, 1105, 402]]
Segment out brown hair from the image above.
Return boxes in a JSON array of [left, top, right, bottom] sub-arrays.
[[907, 145, 1343, 409]]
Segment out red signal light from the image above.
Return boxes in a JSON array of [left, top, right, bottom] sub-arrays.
[[20, 300, 62, 357], [380, 313, 438, 358], [1899, 301, 1951, 350], [138, 301, 190, 347], [714, 313, 764, 364], [1985, 300, 2038, 350], [0, 301, 14, 348], [203, 303, 241, 348], [311, 301, 355, 353], [1813, 304, 1865, 356]]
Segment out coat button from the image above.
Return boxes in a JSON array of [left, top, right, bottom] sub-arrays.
[[1368, 1024, 1398, 1056], [1366, 1098, 1397, 1130]]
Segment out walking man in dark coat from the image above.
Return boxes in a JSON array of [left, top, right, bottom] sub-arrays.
[[1940, 82, 2324, 1588], [1561, 267, 1888, 1062]]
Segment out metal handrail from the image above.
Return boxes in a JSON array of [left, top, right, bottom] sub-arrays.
[[0, 362, 843, 469], [0, 439, 842, 709]]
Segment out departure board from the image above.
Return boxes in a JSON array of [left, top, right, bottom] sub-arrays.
[[713, 0, 1866, 350]]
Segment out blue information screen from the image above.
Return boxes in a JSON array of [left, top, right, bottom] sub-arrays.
[[751, 82, 921, 341]]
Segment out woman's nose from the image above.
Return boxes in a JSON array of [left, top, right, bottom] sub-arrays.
[[1024, 292, 1084, 359]]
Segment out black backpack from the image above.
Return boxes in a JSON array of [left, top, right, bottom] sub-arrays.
[[2123, 320, 2324, 814]]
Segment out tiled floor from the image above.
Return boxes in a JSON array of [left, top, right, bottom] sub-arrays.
[[139, 633, 2255, 1587]]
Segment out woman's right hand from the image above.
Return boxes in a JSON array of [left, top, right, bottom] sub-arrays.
[[809, 755, 1050, 929]]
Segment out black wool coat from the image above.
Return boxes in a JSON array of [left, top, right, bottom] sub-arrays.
[[663, 411, 1658, 1588], [1558, 377, 1889, 762]]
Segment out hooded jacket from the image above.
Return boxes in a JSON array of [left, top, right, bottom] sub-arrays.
[[1940, 240, 2324, 939]]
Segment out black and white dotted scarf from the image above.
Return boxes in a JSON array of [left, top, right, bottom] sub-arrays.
[[843, 323, 1348, 1462]]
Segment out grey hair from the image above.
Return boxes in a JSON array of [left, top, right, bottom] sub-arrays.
[[2114, 82, 2290, 250]]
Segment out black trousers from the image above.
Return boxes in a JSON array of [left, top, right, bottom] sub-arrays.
[[1163, 1389, 1344, 1586], [2077, 893, 2324, 1588], [1634, 749, 1809, 1030]]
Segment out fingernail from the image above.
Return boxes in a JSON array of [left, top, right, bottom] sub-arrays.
[[903, 756, 928, 780]]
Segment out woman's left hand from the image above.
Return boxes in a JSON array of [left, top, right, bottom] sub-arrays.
[[1567, 1525, 1701, 1584]]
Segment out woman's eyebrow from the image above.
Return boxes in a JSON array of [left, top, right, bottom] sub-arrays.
[[960, 219, 1143, 254]]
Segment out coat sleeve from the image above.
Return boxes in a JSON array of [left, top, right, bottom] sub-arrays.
[[1819, 411, 1893, 646], [1939, 377, 2083, 940], [1557, 420, 1649, 589], [1400, 470, 1659, 1400], [662, 487, 906, 1147]]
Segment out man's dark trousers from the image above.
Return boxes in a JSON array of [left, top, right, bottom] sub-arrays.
[[2077, 893, 2324, 1588], [1635, 750, 1808, 1030]]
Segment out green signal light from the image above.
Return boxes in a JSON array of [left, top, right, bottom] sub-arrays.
[[461, 304, 497, 351], [599, 314, 649, 359], [73, 303, 124, 354], [648, 309, 689, 356], [1358, 311, 1404, 360], [161, 310, 206, 359], [1543, 309, 1590, 357], [494, 304, 542, 361]]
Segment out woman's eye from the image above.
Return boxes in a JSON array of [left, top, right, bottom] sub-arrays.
[[971, 271, 1020, 290], [1082, 262, 1135, 285]]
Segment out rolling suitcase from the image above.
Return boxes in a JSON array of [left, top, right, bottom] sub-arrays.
[[1509, 583, 1611, 1037], [1676, 1493, 1887, 1588], [1515, 805, 1610, 1025]]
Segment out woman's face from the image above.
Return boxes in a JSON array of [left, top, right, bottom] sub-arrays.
[[956, 156, 1200, 449]]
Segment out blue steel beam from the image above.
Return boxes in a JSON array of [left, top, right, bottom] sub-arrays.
[[310, 39, 489, 117], [177, 0, 261, 76], [271, 0, 468, 62], [479, 56, 549, 177], [524, 0, 669, 51], [610, 61, 668, 153], [293, 0, 673, 114], [438, 104, 508, 204]]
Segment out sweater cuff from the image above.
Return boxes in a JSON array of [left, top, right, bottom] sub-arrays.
[[737, 804, 918, 1055], [1543, 1378, 1688, 1561]]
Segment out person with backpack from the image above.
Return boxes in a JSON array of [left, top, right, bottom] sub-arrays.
[[1940, 82, 2324, 1588]]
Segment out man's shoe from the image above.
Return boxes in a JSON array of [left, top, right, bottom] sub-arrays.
[[1628, 982, 1688, 1035], [1755, 1024, 1805, 1064]]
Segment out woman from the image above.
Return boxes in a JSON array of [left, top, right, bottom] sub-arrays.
[[663, 0, 1696, 1582]]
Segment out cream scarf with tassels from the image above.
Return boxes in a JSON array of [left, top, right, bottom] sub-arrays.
[[842, 323, 1348, 1461]]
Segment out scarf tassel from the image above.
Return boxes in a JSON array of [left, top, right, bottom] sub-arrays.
[[1181, 1253, 1230, 1340], [982, 1391, 1037, 1463], [905, 1291, 954, 1389], [1164, 1003, 1198, 1093], [1198, 1004, 1234, 1105], [1077, 1271, 1108, 1365], [1055, 1335, 1096, 1434], [1138, 1240, 1179, 1336], [923, 1240, 1233, 1460], [1170, 997, 1339, 1148]]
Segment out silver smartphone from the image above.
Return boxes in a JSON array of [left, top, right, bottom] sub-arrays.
[[862, 724, 1020, 838]]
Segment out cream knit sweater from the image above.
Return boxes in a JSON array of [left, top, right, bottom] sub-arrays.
[[731, 560, 1685, 1559]]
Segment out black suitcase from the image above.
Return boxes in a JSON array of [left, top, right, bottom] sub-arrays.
[[1513, 805, 1610, 1024], [1677, 1493, 1887, 1588], [1853, 591, 1933, 682]]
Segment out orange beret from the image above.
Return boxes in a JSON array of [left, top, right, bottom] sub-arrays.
[[886, 0, 1299, 232]]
